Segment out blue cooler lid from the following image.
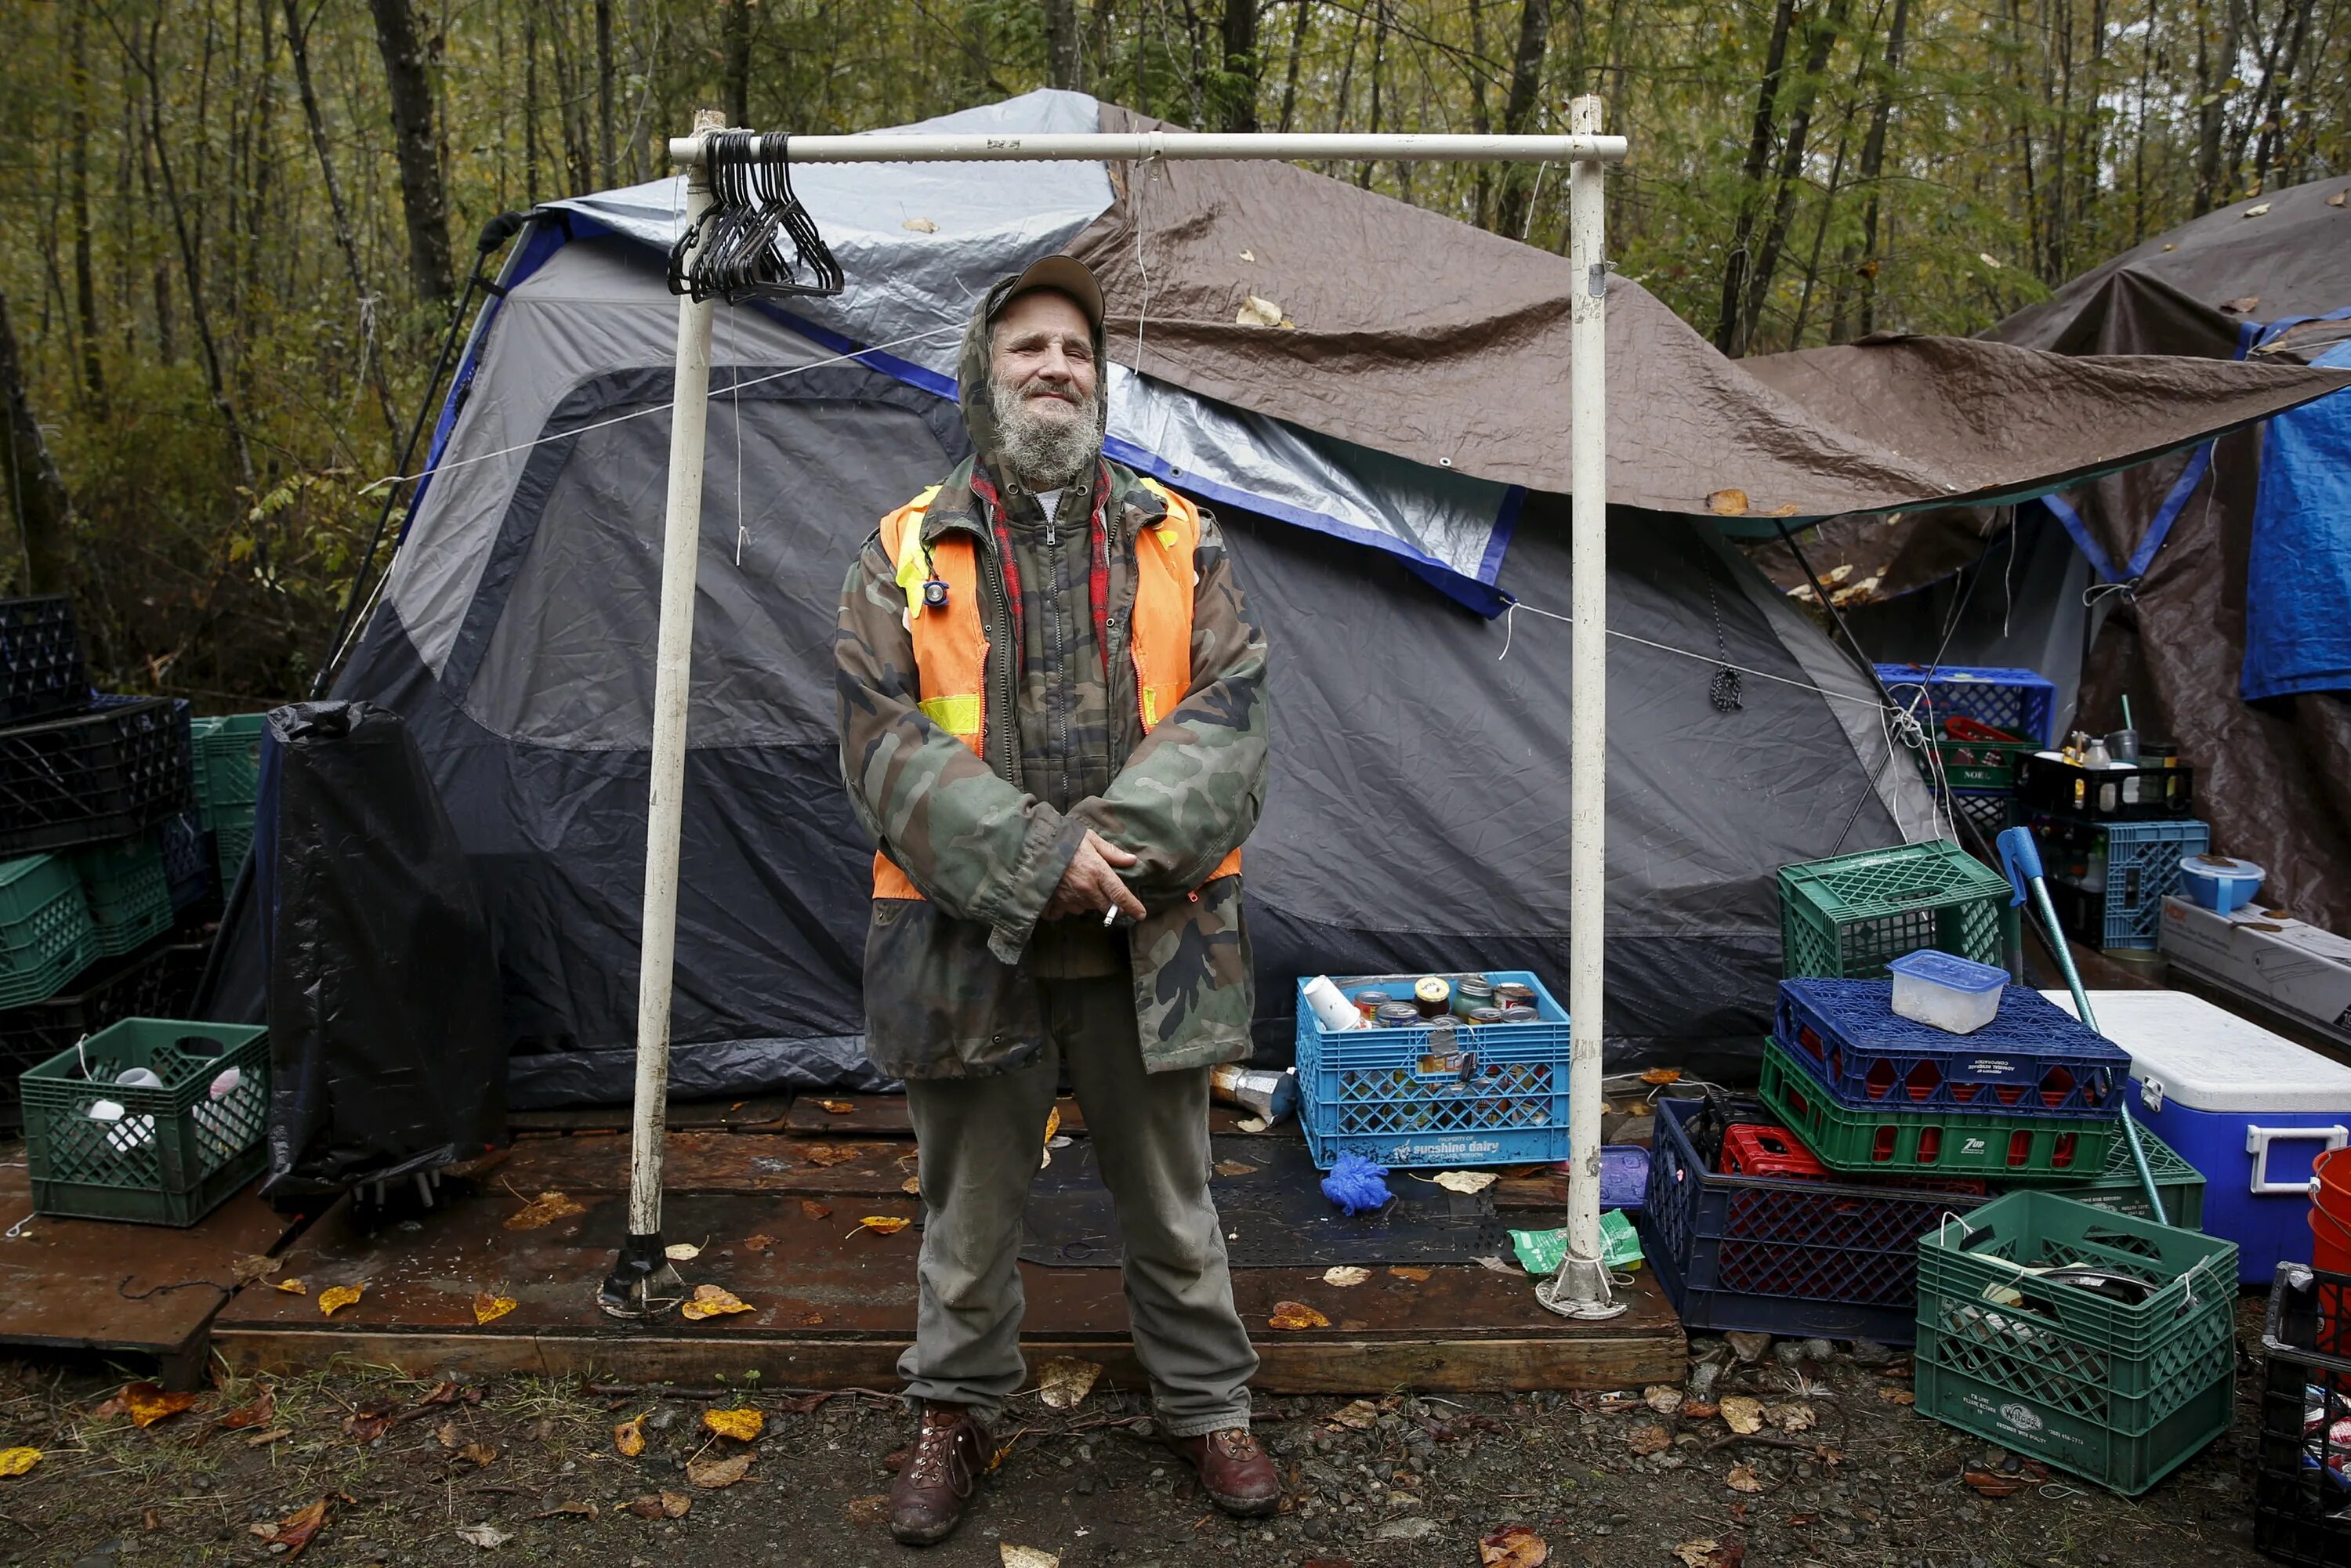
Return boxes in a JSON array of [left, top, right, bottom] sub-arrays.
[[1886, 949, 2008, 994]]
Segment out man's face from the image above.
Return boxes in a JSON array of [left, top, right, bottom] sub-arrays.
[[989, 289, 1098, 429]]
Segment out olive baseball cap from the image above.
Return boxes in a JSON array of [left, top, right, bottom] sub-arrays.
[[995, 254, 1105, 329]]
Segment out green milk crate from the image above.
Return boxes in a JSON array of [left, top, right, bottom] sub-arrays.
[[1912, 1192, 2239, 1494], [189, 712, 266, 830], [1779, 838, 2019, 980], [0, 855, 100, 1009], [71, 836, 175, 958], [20, 1017, 270, 1226], [1759, 1040, 2118, 1180], [1999, 1121, 2204, 1229]]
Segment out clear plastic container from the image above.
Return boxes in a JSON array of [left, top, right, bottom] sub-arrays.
[[1886, 949, 2009, 1035]]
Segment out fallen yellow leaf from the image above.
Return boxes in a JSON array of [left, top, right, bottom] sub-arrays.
[[900, 1175, 922, 1195], [1002, 1545, 1061, 1568], [121, 1382, 198, 1428], [1269, 1300, 1329, 1330], [703, 1406, 764, 1441], [797, 1200, 831, 1220], [1879, 1385, 1916, 1405], [1041, 1105, 1061, 1145], [846, 1493, 890, 1524], [1640, 1068, 1683, 1085], [1326, 1399, 1379, 1429], [1675, 1541, 1722, 1568], [614, 1413, 647, 1457], [1321, 1266, 1371, 1287], [504, 1190, 585, 1230], [1627, 1422, 1671, 1456], [1707, 488, 1751, 516], [1766, 1402, 1816, 1432], [318, 1284, 364, 1317], [1726, 1461, 1763, 1493], [1036, 1356, 1102, 1410], [0, 1447, 38, 1477], [472, 1292, 516, 1326], [857, 1215, 911, 1235], [663, 1242, 701, 1261], [275, 1278, 307, 1295], [1719, 1395, 1763, 1435], [230, 1253, 278, 1286], [679, 1284, 754, 1320], [1389, 1266, 1431, 1282], [1480, 1523, 1549, 1567], [686, 1449, 755, 1488], [1429, 1169, 1497, 1194], [458, 1441, 498, 1468], [818, 1099, 857, 1114], [744, 1233, 777, 1250]]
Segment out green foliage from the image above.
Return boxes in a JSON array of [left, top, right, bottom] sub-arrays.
[[0, 0, 2340, 704]]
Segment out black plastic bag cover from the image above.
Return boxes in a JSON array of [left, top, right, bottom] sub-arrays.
[[254, 701, 505, 1197]]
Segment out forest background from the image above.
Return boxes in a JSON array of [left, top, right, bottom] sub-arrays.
[[0, 0, 2342, 704]]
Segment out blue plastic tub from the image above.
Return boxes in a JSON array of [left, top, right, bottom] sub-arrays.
[[1295, 970, 1570, 1169], [2179, 854, 2266, 914]]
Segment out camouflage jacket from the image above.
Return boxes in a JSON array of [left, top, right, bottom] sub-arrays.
[[835, 455, 1270, 1079]]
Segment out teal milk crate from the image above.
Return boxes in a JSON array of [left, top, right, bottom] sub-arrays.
[[1295, 971, 1570, 1169], [1912, 1191, 2240, 1494], [1780, 838, 2020, 980], [71, 835, 175, 958], [20, 1016, 270, 1226], [0, 855, 100, 1009], [189, 712, 266, 831]]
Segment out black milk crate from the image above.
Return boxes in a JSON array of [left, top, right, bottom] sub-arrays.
[[2251, 1265, 2351, 1565], [0, 935, 209, 1133], [1636, 1094, 1990, 1345], [2016, 751, 2194, 822], [0, 695, 193, 856], [0, 596, 89, 726], [1775, 977, 2131, 1117], [154, 809, 214, 916]]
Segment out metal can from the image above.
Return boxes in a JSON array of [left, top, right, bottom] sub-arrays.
[[1493, 983, 1536, 1011], [1373, 1002, 1422, 1030], [1412, 976, 1452, 1018], [1465, 1007, 1505, 1027], [1351, 988, 1393, 1020], [1451, 976, 1497, 1017], [1500, 1004, 1541, 1024]]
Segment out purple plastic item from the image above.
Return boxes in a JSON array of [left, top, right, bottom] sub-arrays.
[[1552, 1145, 1648, 1211]]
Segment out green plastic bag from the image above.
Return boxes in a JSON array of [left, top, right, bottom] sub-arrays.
[[1509, 1209, 1642, 1275]]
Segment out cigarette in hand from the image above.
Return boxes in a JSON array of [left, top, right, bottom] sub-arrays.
[[1103, 905, 1120, 928]]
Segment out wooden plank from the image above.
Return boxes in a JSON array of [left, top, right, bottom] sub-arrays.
[[0, 1162, 303, 1375], [209, 1186, 1681, 1393], [507, 1093, 795, 1135], [781, 1095, 1281, 1140], [491, 1131, 917, 1197]]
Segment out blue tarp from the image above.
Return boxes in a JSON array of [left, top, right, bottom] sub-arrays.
[[2244, 339, 2351, 701]]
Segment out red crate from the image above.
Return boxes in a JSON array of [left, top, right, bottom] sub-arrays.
[[1721, 1124, 1827, 1179]]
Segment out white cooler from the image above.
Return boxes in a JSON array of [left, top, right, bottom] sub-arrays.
[[2045, 989, 2351, 1283]]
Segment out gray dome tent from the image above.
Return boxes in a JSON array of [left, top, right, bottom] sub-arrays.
[[326, 92, 2331, 1106]]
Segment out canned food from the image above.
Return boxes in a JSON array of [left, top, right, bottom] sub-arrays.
[[1451, 976, 1497, 1017], [1373, 1002, 1422, 1030], [1413, 976, 1452, 1018], [1465, 1007, 1505, 1027], [1352, 987, 1393, 1019], [1500, 1005, 1541, 1024], [1493, 983, 1536, 1010]]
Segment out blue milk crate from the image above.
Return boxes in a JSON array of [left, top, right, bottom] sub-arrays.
[[1295, 971, 1570, 1170], [1877, 663, 2058, 748], [2027, 813, 2210, 951], [1776, 978, 2132, 1117], [1639, 1095, 1992, 1345]]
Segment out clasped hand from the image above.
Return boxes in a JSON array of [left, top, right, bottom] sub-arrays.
[[1045, 829, 1146, 923]]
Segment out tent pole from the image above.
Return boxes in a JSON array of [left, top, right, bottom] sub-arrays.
[[598, 107, 725, 1322], [1540, 94, 1628, 1321]]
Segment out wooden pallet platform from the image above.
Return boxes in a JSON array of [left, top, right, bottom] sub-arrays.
[[208, 1125, 1683, 1394], [0, 1161, 306, 1385]]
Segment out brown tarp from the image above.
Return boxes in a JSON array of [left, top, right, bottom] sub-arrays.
[[1067, 105, 2351, 523], [1746, 176, 2351, 933]]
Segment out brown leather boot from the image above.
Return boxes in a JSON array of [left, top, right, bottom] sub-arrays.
[[1168, 1425, 1281, 1517], [889, 1402, 989, 1546]]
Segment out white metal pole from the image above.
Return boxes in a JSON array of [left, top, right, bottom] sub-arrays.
[[667, 130, 1625, 167], [1540, 94, 1627, 1321], [598, 107, 724, 1321]]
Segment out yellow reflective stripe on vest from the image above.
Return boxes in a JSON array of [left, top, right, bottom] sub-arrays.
[[917, 693, 982, 735], [889, 485, 945, 614]]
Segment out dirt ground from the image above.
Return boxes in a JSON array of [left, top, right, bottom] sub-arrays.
[[0, 1296, 2286, 1568]]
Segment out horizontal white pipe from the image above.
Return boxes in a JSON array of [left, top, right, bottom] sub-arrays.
[[665, 130, 1627, 166]]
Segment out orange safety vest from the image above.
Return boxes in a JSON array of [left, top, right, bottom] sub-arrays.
[[871, 477, 1244, 901]]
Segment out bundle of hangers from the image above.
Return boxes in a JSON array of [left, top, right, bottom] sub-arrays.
[[668, 132, 846, 304]]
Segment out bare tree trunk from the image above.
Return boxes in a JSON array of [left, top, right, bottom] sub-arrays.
[[68, 0, 105, 410], [596, 0, 615, 183], [1217, 0, 1260, 131], [1716, 0, 1798, 353], [367, 0, 455, 299], [1359, 0, 1386, 187], [0, 290, 75, 597], [136, 114, 175, 364], [2251, 0, 2317, 190], [1277, 0, 1310, 132], [1787, 114, 1854, 349], [1490, 0, 1552, 237], [1832, 0, 1906, 341], [1739, 0, 1853, 349], [1046, 0, 1081, 89], [525, 0, 542, 201], [1469, 0, 1494, 227], [283, 0, 401, 442], [2192, 0, 2237, 214]]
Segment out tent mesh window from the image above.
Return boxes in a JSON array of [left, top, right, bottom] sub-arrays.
[[1777, 839, 2014, 980], [21, 1019, 271, 1226]]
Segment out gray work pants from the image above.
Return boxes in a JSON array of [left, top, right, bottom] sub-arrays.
[[897, 972, 1259, 1436]]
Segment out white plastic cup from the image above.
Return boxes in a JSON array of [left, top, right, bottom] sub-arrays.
[[1302, 975, 1366, 1033]]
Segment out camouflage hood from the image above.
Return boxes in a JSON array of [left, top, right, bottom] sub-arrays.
[[956, 273, 1111, 466]]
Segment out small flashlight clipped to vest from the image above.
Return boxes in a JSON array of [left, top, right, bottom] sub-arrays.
[[922, 577, 950, 610]]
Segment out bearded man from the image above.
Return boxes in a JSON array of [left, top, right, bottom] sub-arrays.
[[834, 255, 1275, 1546]]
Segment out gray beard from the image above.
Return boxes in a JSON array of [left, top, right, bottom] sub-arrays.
[[991, 378, 1105, 492]]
